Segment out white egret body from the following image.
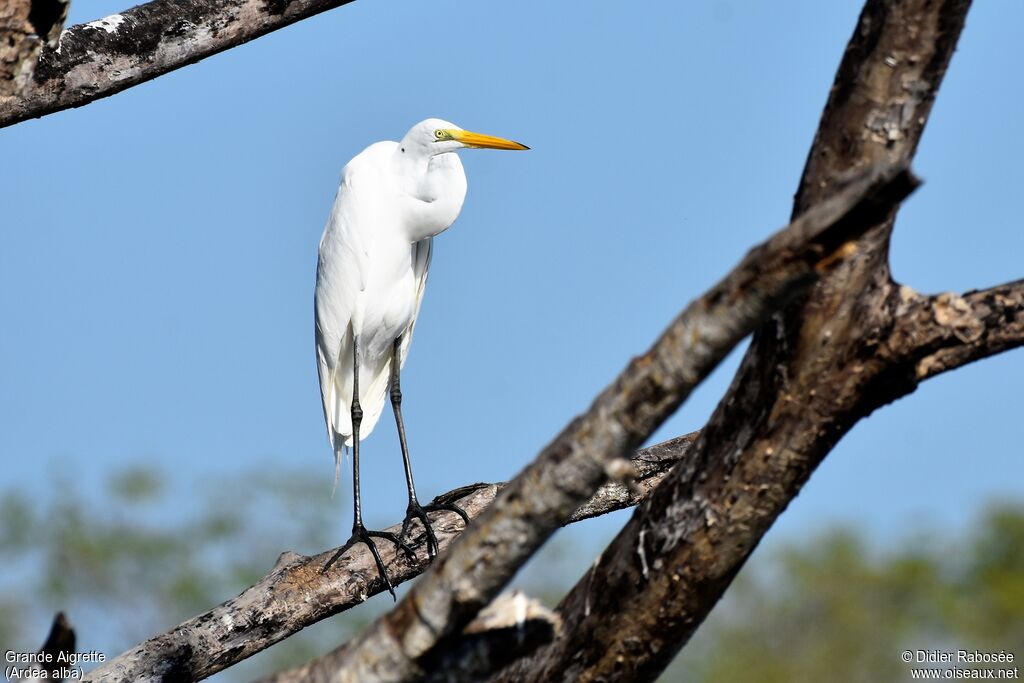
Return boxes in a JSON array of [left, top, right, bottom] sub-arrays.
[[315, 119, 527, 594]]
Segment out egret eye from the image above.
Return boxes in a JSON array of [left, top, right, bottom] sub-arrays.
[[434, 129, 445, 139]]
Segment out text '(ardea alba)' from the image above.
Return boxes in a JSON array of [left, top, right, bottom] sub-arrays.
[[315, 119, 528, 594]]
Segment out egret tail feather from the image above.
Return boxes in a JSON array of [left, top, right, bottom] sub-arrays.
[[330, 438, 350, 498]]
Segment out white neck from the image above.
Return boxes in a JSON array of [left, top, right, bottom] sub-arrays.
[[396, 150, 468, 243]]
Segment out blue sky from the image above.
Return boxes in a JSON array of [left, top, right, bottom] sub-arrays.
[[1, 0, 1022, 663]]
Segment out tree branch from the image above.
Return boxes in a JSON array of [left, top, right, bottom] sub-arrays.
[[0, 0, 355, 129], [889, 280, 1024, 380], [260, 161, 919, 683], [258, 593, 560, 683], [38, 612, 77, 682], [493, 2, 975, 681], [419, 593, 560, 683], [80, 436, 694, 683], [0, 0, 69, 97]]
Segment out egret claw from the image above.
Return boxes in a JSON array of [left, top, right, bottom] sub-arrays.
[[398, 502, 440, 559], [424, 500, 471, 526], [322, 525, 414, 600]]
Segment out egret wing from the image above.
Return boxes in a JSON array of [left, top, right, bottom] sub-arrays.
[[314, 162, 369, 451], [399, 237, 433, 365]]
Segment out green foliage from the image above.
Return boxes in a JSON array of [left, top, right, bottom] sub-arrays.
[[670, 505, 1024, 683], [0, 463, 355, 680], [1, 467, 1020, 682]]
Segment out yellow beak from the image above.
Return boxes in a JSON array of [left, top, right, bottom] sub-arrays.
[[451, 130, 529, 150]]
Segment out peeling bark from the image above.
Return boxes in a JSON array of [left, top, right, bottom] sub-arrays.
[[262, 162, 918, 683], [890, 281, 1024, 380], [0, 0, 68, 97], [0, 0, 354, 128]]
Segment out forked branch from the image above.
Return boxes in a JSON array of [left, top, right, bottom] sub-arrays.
[[260, 162, 919, 683], [494, 2, 976, 681]]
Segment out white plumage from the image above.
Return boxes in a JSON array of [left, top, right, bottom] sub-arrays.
[[315, 119, 527, 453], [315, 118, 527, 593]]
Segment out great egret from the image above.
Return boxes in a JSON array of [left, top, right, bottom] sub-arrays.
[[315, 118, 528, 594]]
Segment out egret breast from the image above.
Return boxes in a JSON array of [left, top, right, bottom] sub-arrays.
[[356, 239, 418, 357]]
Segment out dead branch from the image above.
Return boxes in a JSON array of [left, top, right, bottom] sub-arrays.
[[258, 593, 560, 683], [36, 612, 77, 682], [419, 593, 560, 683], [81, 436, 694, 683], [890, 280, 1024, 381], [260, 161, 919, 683], [0, 0, 355, 129], [0, 0, 68, 97], [494, 2, 977, 681]]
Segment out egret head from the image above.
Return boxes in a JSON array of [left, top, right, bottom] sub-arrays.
[[400, 118, 529, 157]]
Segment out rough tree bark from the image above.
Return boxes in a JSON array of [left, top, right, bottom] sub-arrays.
[[0, 0, 355, 128], [259, 163, 918, 682], [82, 436, 695, 683], [14, 2, 1021, 682], [0, 0, 68, 97], [264, 593, 561, 683], [492, 2, 1008, 682]]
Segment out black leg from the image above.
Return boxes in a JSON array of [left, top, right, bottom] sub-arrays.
[[392, 337, 470, 558], [391, 337, 438, 557], [323, 335, 414, 599]]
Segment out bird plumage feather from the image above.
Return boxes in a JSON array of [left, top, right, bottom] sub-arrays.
[[314, 119, 524, 487], [315, 135, 452, 460]]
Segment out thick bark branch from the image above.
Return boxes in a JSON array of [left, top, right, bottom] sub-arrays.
[[494, 2, 974, 682], [0, 0, 354, 129], [0, 0, 68, 97], [81, 437, 694, 683], [419, 593, 560, 683], [261, 162, 918, 683], [889, 280, 1024, 380], [259, 593, 560, 683]]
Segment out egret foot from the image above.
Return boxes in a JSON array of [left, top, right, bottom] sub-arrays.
[[396, 484, 489, 557], [426, 482, 492, 525], [423, 498, 472, 525], [398, 501, 441, 559], [322, 524, 415, 600]]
